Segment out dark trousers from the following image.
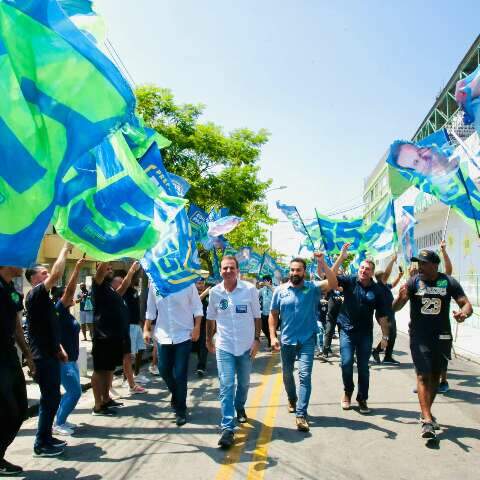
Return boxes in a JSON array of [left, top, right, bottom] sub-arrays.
[[323, 298, 341, 353], [34, 357, 61, 448], [373, 318, 397, 359], [261, 314, 271, 347], [340, 329, 373, 401], [0, 353, 28, 459], [192, 320, 208, 370], [157, 340, 191, 415]]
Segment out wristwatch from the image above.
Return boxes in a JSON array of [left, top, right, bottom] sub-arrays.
[[382, 336, 389, 341]]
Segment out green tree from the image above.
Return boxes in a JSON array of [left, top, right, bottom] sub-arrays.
[[135, 85, 276, 267]]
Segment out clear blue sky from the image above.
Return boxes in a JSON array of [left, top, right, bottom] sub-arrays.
[[96, 0, 480, 255]]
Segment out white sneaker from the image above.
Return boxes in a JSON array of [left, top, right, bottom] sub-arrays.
[[52, 424, 74, 436], [134, 374, 149, 384], [121, 379, 129, 389], [64, 421, 76, 429], [109, 387, 121, 398], [148, 365, 160, 376]]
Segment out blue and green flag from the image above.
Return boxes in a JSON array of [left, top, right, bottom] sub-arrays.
[[455, 65, 480, 131], [0, 0, 136, 266], [315, 214, 363, 255], [386, 129, 480, 235], [399, 205, 417, 265]]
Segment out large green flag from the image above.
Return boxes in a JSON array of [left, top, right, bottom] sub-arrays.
[[0, 0, 135, 266]]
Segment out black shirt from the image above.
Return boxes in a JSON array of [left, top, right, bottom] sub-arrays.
[[124, 287, 141, 326], [407, 273, 465, 340], [92, 280, 129, 340], [25, 283, 61, 360], [337, 275, 387, 333], [0, 276, 23, 358], [56, 301, 80, 362], [77, 289, 93, 312], [377, 282, 395, 321]]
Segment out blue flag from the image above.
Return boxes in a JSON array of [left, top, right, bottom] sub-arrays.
[[139, 144, 202, 297], [455, 65, 480, 130], [399, 205, 417, 265]]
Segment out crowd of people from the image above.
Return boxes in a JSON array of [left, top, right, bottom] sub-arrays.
[[0, 241, 474, 475]]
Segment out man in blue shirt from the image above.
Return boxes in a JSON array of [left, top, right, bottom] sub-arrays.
[[332, 244, 389, 415], [269, 253, 337, 432]]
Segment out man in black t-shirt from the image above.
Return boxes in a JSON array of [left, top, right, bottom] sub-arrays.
[[393, 249, 472, 440], [0, 266, 34, 475], [91, 262, 140, 415], [25, 242, 71, 457], [332, 244, 389, 414]]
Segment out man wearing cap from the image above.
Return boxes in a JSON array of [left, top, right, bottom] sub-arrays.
[[393, 249, 472, 440]]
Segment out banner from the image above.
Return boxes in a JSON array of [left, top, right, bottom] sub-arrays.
[[276, 201, 317, 249], [386, 129, 480, 234], [0, 0, 135, 265], [315, 214, 363, 255], [399, 205, 417, 265], [455, 65, 480, 131]]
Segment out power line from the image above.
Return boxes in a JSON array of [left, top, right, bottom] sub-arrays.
[[104, 38, 137, 88]]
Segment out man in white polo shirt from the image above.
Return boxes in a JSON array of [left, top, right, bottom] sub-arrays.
[[206, 255, 262, 449], [144, 283, 203, 426]]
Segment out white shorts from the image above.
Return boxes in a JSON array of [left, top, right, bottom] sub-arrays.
[[79, 310, 93, 325], [129, 324, 145, 355]]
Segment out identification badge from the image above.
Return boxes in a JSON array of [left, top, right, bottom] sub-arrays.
[[236, 305, 248, 313], [439, 334, 452, 340]]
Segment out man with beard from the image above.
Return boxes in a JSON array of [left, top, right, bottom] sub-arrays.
[[332, 244, 389, 415], [0, 266, 34, 474], [91, 262, 137, 416], [269, 253, 337, 432], [393, 249, 472, 439]]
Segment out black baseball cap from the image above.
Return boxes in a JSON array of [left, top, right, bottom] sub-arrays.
[[411, 249, 441, 264]]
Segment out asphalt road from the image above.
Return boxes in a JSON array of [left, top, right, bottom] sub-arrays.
[[7, 332, 480, 480]]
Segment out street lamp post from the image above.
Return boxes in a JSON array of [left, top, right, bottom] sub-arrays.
[[265, 185, 287, 194]]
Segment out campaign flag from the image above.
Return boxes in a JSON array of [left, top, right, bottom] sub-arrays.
[[0, 0, 136, 266], [223, 245, 238, 257], [399, 205, 417, 265], [276, 201, 317, 249], [54, 132, 185, 260], [247, 252, 263, 275], [235, 247, 252, 274], [207, 215, 243, 237], [138, 143, 202, 297], [387, 129, 480, 234], [455, 65, 480, 130], [58, 0, 106, 44], [359, 199, 397, 259], [188, 204, 209, 243], [315, 214, 363, 255]]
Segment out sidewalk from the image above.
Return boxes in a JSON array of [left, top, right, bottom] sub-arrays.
[[395, 307, 480, 363]]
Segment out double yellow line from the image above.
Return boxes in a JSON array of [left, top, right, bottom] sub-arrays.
[[215, 354, 283, 480]]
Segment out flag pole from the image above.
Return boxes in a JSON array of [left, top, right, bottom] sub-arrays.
[[295, 207, 316, 251], [442, 206, 452, 242]]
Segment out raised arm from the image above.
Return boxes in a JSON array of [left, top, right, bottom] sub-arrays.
[[391, 269, 404, 289], [332, 243, 351, 275], [440, 240, 453, 275], [314, 252, 338, 293], [382, 253, 397, 283], [94, 262, 110, 285], [61, 257, 85, 307], [44, 242, 72, 291], [117, 261, 141, 296], [392, 283, 410, 312]]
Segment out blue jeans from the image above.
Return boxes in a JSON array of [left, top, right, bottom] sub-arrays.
[[34, 357, 61, 448], [56, 362, 82, 426], [157, 340, 191, 415], [280, 335, 315, 417], [339, 329, 373, 401], [316, 321, 324, 351], [216, 348, 252, 432]]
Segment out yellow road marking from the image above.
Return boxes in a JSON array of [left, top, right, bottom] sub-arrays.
[[215, 355, 277, 480], [246, 371, 283, 480]]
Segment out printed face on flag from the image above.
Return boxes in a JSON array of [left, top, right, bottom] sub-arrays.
[[392, 142, 458, 178]]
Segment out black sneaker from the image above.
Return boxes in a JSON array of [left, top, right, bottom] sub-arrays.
[[421, 422, 436, 439], [420, 415, 440, 430], [0, 459, 23, 476], [103, 399, 124, 408], [236, 408, 248, 423], [218, 430, 234, 449], [196, 368, 206, 377], [33, 445, 64, 457], [382, 357, 400, 365], [49, 437, 67, 448], [92, 406, 116, 416], [371, 349, 381, 364], [175, 414, 187, 426]]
